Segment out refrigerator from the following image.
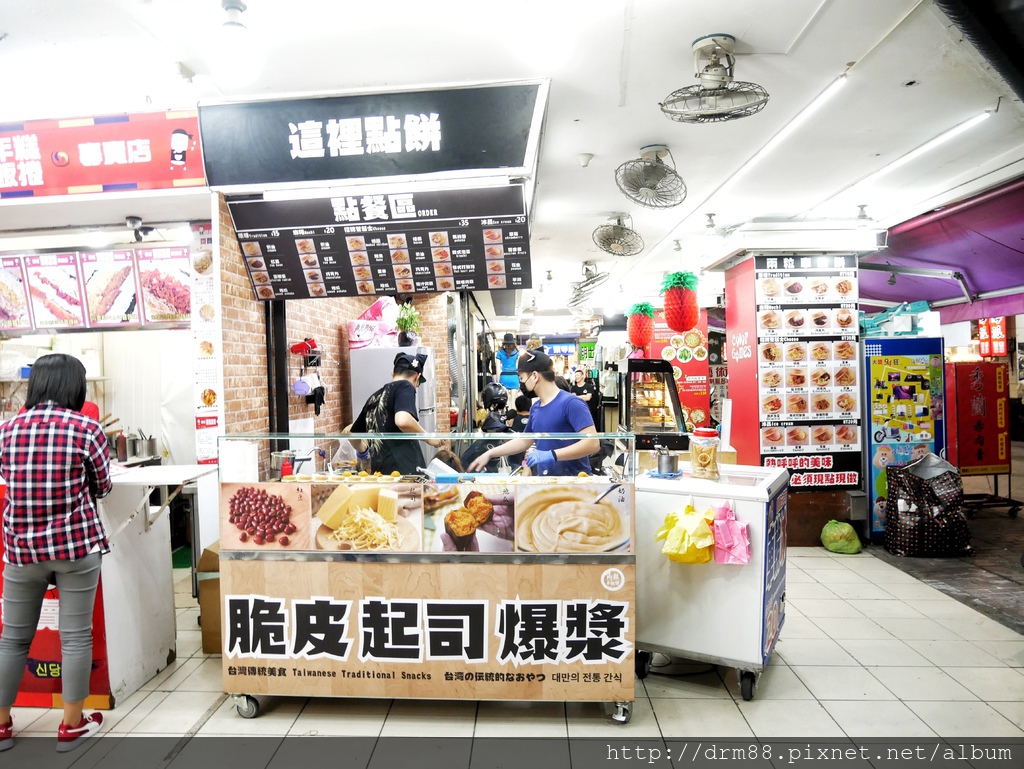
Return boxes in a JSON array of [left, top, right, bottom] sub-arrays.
[[862, 337, 946, 539], [349, 346, 438, 435]]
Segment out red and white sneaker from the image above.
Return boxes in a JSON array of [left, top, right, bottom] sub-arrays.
[[56, 712, 103, 753], [0, 716, 12, 752]]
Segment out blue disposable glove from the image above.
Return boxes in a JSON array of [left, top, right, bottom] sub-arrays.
[[526, 449, 556, 471]]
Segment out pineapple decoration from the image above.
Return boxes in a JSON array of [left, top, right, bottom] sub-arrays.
[[661, 271, 699, 333], [626, 302, 655, 352]]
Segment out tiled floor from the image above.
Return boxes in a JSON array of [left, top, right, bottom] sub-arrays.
[[10, 548, 1022, 745]]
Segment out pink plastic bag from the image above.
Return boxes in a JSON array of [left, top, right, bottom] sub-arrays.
[[712, 502, 751, 565]]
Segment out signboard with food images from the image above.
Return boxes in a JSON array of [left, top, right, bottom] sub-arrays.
[[81, 250, 141, 326], [754, 255, 862, 489], [0, 256, 33, 331], [648, 308, 711, 430], [135, 247, 191, 323], [23, 252, 87, 329], [228, 183, 531, 300]]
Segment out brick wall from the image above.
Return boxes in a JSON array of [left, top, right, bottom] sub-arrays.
[[217, 195, 451, 442]]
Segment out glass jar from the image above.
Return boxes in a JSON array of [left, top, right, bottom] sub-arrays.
[[690, 427, 720, 481]]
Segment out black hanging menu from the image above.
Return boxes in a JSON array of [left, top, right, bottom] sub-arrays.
[[227, 184, 531, 300], [754, 254, 862, 490]]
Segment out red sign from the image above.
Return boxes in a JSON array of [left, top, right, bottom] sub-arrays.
[[0, 110, 204, 198], [725, 259, 759, 464], [946, 361, 1009, 475], [978, 317, 1006, 357], [646, 308, 711, 428]]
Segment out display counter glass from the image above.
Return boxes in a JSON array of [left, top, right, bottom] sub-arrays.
[[617, 359, 688, 450], [214, 432, 638, 720]]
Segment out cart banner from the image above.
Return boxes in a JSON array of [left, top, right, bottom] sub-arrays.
[[946, 362, 1009, 475], [725, 259, 759, 464], [752, 255, 861, 490], [761, 485, 788, 667], [198, 83, 543, 189], [220, 480, 633, 555], [220, 560, 634, 702], [0, 110, 203, 199]]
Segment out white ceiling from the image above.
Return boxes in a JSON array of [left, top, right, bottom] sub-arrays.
[[1, 0, 1022, 331]]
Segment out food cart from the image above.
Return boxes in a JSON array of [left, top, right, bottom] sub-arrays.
[[216, 432, 638, 722], [634, 463, 788, 700]]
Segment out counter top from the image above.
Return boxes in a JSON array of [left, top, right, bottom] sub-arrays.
[[109, 463, 218, 487]]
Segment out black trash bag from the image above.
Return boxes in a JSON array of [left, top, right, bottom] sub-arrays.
[[884, 453, 972, 557]]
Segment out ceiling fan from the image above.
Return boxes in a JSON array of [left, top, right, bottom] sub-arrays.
[[592, 214, 644, 256], [660, 34, 770, 124], [567, 261, 610, 309], [615, 145, 687, 209]]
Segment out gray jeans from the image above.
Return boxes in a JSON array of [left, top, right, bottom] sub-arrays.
[[0, 552, 102, 706]]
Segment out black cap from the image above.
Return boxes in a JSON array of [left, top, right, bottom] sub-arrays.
[[394, 352, 428, 383], [517, 349, 552, 374], [502, 332, 516, 345]]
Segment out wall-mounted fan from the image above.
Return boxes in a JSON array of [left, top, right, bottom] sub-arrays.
[[660, 34, 770, 124], [592, 215, 644, 256], [615, 145, 686, 209], [568, 261, 610, 309]]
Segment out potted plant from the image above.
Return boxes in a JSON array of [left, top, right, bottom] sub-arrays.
[[396, 302, 420, 346]]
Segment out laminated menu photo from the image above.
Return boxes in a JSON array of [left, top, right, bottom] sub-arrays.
[[311, 481, 423, 552], [24, 252, 87, 329], [82, 250, 140, 326], [422, 483, 514, 553], [514, 483, 631, 554]]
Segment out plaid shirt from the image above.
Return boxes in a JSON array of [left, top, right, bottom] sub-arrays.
[[0, 402, 112, 565]]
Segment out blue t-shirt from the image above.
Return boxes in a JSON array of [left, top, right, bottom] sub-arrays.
[[526, 389, 595, 475], [496, 348, 520, 390]]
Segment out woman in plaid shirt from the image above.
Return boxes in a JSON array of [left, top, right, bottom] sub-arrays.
[[0, 354, 112, 753]]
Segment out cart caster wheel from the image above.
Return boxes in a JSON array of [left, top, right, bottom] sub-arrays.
[[234, 695, 260, 719], [739, 672, 756, 702], [611, 701, 633, 724], [635, 650, 652, 680], [1009, 507, 1020, 519]]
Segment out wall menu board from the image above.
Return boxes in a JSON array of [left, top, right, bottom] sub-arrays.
[[24, 252, 88, 330], [0, 257, 32, 331], [753, 255, 862, 489], [227, 184, 531, 299], [136, 247, 192, 324], [81, 250, 140, 327]]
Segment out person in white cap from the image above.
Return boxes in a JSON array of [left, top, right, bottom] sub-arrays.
[[345, 352, 444, 475]]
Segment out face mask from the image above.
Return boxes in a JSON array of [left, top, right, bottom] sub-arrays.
[[520, 374, 537, 399]]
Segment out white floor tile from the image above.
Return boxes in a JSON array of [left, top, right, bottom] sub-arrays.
[[788, 548, 835, 559], [774, 638, 859, 666], [912, 598, 1000, 620], [641, 668, 732, 699], [175, 629, 204, 659], [474, 701, 567, 737], [121, 690, 223, 734], [872, 617, 964, 641], [878, 583, 950, 600], [868, 667, 980, 702], [827, 583, 898, 601], [791, 665, 896, 701], [846, 599, 924, 619], [174, 592, 198, 609], [287, 697, 390, 736], [649, 697, 754, 738], [785, 569, 819, 584], [790, 556, 849, 569], [565, 697, 659, 738], [108, 690, 169, 734], [8, 706, 49, 732], [819, 700, 937, 737], [936, 615, 1024, 642], [780, 614, 829, 640], [911, 640, 1006, 667], [19, 708, 62, 735], [721, 665, 815, 700], [378, 699, 478, 737], [810, 617, 894, 640], [944, 667, 1024, 701], [989, 701, 1024, 731], [837, 639, 933, 667], [142, 656, 204, 691], [734, 699, 846, 737], [785, 583, 841, 600], [907, 701, 1024, 737], [836, 555, 902, 571], [972, 640, 1024, 667], [802, 569, 872, 584], [175, 657, 226, 692], [787, 599, 864, 618], [195, 695, 303, 736]]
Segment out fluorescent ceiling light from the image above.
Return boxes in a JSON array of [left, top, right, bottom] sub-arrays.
[[261, 175, 513, 202]]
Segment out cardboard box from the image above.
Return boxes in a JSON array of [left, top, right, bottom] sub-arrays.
[[196, 542, 221, 654]]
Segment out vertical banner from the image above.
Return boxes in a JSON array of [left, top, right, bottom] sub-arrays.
[[649, 309, 710, 429], [946, 362, 1009, 475], [752, 255, 861, 489], [189, 224, 222, 465], [725, 260, 758, 464], [979, 317, 1006, 357]]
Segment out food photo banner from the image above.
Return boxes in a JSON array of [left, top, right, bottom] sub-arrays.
[[198, 83, 544, 188], [228, 184, 531, 298], [0, 110, 204, 198]]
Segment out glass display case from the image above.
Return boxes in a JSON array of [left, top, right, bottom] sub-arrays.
[[618, 359, 688, 450]]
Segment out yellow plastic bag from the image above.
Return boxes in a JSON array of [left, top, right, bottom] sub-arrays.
[[654, 503, 715, 563]]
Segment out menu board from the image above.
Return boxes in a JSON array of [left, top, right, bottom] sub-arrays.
[[0, 257, 32, 331], [649, 309, 711, 429], [754, 255, 862, 489], [227, 184, 531, 300], [81, 250, 140, 327], [24, 252, 87, 330], [135, 247, 192, 324]]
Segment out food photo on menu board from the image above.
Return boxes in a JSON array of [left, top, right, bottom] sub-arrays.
[[514, 483, 631, 554], [0, 257, 33, 331], [136, 247, 192, 323], [81, 250, 140, 326], [309, 482, 423, 553], [24, 252, 87, 329], [422, 483, 514, 553]]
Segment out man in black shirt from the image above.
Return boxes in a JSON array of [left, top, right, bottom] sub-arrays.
[[571, 368, 602, 429], [345, 352, 443, 475]]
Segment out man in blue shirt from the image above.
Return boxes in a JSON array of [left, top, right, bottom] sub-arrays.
[[467, 350, 598, 475]]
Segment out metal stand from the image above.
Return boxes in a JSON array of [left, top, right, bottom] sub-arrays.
[[963, 472, 1021, 518]]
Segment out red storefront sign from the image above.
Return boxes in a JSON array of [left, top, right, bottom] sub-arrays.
[[946, 361, 1009, 475], [978, 317, 1006, 357], [0, 110, 204, 198]]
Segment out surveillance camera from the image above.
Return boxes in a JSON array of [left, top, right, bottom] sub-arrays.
[[125, 216, 142, 229]]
